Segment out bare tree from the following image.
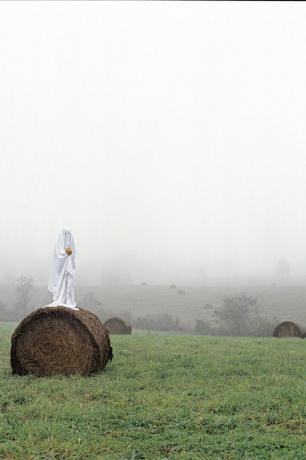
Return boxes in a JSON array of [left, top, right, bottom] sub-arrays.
[[214, 295, 260, 336], [15, 275, 33, 316]]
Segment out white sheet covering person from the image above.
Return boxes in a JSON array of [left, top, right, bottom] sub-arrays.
[[47, 227, 78, 310]]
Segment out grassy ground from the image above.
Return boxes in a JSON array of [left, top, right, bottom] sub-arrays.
[[0, 324, 306, 459], [3, 283, 306, 325], [91, 284, 306, 324]]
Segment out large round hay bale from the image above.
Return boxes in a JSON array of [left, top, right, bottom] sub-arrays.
[[104, 317, 132, 335], [273, 321, 306, 338], [11, 306, 113, 377]]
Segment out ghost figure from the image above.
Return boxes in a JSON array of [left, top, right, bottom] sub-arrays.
[[48, 227, 78, 310]]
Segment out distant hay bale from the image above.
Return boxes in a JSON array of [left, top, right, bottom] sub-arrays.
[[104, 317, 132, 335], [273, 321, 306, 338], [169, 284, 176, 289], [11, 306, 113, 377], [177, 289, 186, 296]]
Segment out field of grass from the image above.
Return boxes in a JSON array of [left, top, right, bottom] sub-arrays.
[[82, 284, 306, 325], [1, 323, 306, 459], [2, 283, 306, 327]]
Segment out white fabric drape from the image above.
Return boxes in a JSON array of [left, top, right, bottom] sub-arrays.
[[48, 227, 77, 309]]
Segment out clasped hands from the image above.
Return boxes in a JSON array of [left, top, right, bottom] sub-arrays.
[[65, 247, 73, 256]]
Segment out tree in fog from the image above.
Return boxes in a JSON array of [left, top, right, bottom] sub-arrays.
[[194, 319, 212, 335], [15, 275, 33, 316], [276, 258, 291, 278], [214, 295, 264, 336]]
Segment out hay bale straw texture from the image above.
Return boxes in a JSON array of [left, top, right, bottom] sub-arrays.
[[11, 306, 113, 377], [104, 317, 132, 335], [273, 321, 306, 338]]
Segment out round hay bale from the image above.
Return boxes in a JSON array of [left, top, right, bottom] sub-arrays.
[[273, 321, 306, 338], [11, 306, 113, 377], [104, 317, 132, 335]]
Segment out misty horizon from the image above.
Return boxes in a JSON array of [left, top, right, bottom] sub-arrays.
[[1, 3, 306, 286]]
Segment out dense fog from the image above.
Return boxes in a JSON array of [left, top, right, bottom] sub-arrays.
[[1, 3, 306, 286]]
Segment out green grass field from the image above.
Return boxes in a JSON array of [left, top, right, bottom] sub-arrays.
[[1, 324, 306, 459]]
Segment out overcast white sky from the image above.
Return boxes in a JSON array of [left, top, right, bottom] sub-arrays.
[[1, 2, 306, 285]]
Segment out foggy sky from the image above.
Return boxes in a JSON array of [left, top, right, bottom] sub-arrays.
[[1, 2, 306, 285]]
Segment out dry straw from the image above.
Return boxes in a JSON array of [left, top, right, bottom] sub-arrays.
[[273, 320, 306, 338], [11, 306, 113, 377], [104, 317, 132, 335]]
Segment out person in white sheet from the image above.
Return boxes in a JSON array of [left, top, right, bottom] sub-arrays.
[[48, 227, 78, 310]]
